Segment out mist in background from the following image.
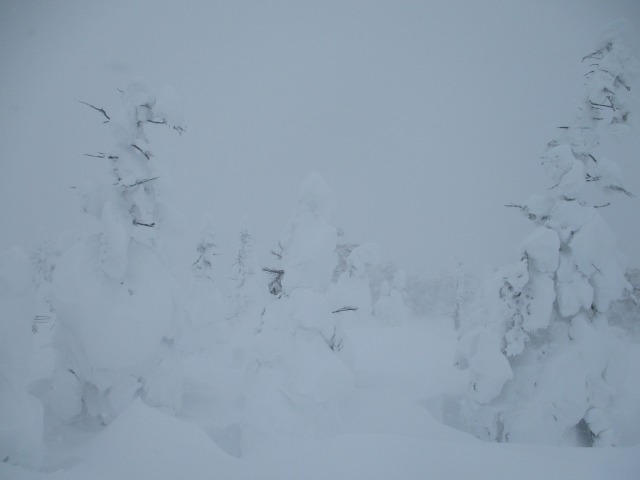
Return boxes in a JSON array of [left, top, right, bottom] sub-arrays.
[[1, 0, 639, 278]]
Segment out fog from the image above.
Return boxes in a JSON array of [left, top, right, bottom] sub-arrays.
[[1, 0, 639, 277]]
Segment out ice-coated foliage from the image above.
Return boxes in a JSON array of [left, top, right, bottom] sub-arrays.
[[49, 84, 185, 425], [455, 34, 637, 446]]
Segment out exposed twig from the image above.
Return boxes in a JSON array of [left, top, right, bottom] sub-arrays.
[[270, 249, 283, 260], [130, 144, 151, 160], [123, 176, 159, 189], [582, 43, 611, 62], [133, 220, 155, 227], [589, 101, 615, 110], [84, 152, 119, 160], [262, 267, 284, 275], [607, 185, 635, 197], [332, 306, 358, 314], [79, 101, 110, 122]]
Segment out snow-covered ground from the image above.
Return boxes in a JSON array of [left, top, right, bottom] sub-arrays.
[[3, 319, 638, 480]]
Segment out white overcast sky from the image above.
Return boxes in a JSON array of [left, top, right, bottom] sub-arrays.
[[1, 0, 639, 277]]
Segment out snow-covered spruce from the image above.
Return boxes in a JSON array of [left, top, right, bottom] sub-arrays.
[[244, 174, 353, 443], [455, 34, 637, 446], [49, 84, 185, 425]]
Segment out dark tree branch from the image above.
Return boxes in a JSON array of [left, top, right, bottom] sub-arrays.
[[262, 267, 284, 276], [131, 144, 151, 160], [79, 101, 110, 122], [607, 185, 635, 197], [589, 100, 615, 110], [332, 306, 358, 314], [133, 220, 155, 227], [84, 152, 119, 160], [582, 43, 611, 62], [123, 176, 159, 189]]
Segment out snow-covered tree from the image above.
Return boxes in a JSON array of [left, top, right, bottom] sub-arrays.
[[451, 260, 477, 331], [331, 229, 359, 283], [333, 243, 381, 322], [192, 220, 218, 281], [373, 268, 409, 326], [243, 174, 353, 443], [49, 83, 185, 425], [455, 33, 637, 446], [227, 223, 261, 321], [179, 218, 228, 352]]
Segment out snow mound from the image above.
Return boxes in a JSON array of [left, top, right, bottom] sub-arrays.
[[46, 400, 244, 480]]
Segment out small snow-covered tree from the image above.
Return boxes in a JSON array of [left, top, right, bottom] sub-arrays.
[[181, 219, 227, 351], [228, 224, 259, 314], [451, 260, 477, 331], [49, 83, 185, 425], [262, 242, 284, 297], [456, 33, 637, 446], [373, 268, 409, 326], [333, 243, 381, 321], [331, 229, 359, 283], [192, 221, 218, 281]]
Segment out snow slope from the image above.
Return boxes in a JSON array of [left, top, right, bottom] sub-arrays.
[[2, 320, 638, 480]]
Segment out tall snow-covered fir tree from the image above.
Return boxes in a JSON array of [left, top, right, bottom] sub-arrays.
[[49, 83, 186, 425], [455, 32, 637, 446]]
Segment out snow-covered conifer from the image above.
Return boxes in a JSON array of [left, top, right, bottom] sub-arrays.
[[49, 84, 185, 425], [456, 33, 637, 446]]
